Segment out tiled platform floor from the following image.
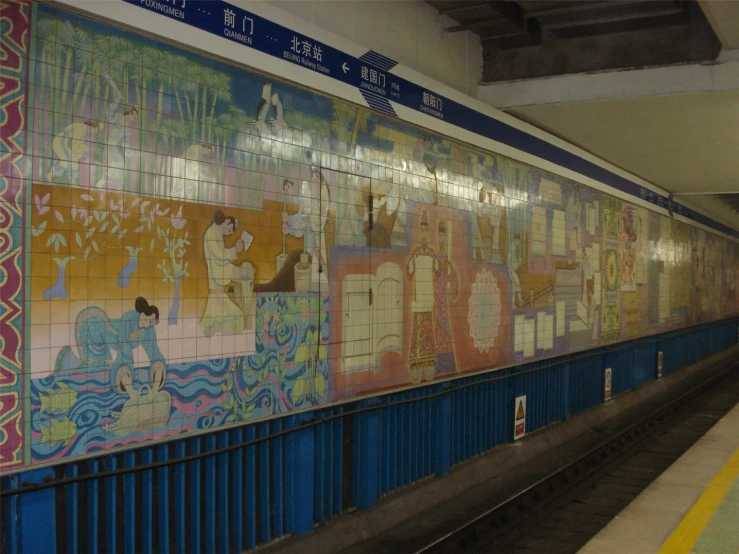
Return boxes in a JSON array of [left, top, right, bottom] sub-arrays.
[[578, 402, 739, 554]]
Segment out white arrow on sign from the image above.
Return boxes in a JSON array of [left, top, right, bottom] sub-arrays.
[[342, 62, 349, 74]]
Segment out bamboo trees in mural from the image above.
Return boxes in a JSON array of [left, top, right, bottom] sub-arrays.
[[34, 11, 261, 321]]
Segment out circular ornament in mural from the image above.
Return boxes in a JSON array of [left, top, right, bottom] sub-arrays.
[[605, 250, 618, 290], [468, 270, 502, 353]]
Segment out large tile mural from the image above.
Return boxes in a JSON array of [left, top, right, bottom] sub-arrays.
[[1, 1, 737, 469]]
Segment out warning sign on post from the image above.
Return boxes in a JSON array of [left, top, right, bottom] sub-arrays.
[[657, 351, 664, 379], [604, 367, 612, 402], [514, 395, 526, 441]]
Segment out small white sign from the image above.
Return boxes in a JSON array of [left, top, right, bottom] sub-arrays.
[[514, 395, 526, 441], [604, 367, 612, 402], [657, 351, 664, 379]]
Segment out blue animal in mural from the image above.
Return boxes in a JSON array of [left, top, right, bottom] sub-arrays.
[[55, 297, 167, 394]]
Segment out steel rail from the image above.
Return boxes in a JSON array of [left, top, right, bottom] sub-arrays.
[[413, 358, 739, 553]]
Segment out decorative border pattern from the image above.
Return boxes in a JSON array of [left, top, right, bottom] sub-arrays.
[[0, 0, 29, 469]]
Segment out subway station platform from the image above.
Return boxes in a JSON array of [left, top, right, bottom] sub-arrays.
[[578, 402, 739, 554]]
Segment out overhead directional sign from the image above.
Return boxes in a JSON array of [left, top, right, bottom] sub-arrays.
[[125, 0, 737, 239]]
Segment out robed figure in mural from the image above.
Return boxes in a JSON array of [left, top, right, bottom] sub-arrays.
[[472, 180, 503, 263], [201, 210, 256, 336], [282, 167, 330, 291], [47, 120, 102, 183], [406, 211, 439, 382], [433, 219, 459, 376], [509, 232, 524, 307]]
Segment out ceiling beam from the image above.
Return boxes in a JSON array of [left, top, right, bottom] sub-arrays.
[[455, 1, 542, 45], [525, 1, 633, 19], [438, 2, 489, 16], [481, 18, 722, 82], [445, 15, 505, 33], [543, 6, 686, 30], [674, 192, 739, 195]]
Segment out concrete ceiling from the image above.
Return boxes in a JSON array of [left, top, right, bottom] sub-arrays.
[[699, 0, 739, 49], [506, 90, 739, 229]]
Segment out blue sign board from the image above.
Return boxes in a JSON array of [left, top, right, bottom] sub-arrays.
[[125, 0, 736, 238]]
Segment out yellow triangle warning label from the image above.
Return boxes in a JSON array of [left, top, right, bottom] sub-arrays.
[[516, 401, 525, 421]]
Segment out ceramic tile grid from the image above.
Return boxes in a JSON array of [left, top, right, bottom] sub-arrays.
[[1, 1, 737, 469]]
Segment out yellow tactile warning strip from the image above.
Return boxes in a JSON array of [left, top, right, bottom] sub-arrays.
[[658, 448, 739, 554]]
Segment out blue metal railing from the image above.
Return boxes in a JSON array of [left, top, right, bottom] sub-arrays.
[[1, 317, 736, 554]]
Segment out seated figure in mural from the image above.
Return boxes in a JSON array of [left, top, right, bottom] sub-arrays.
[[282, 167, 330, 291], [406, 211, 439, 382], [201, 210, 256, 336], [96, 73, 139, 190], [433, 219, 459, 376], [47, 120, 103, 183], [55, 297, 167, 394], [472, 180, 503, 263], [254, 83, 286, 137]]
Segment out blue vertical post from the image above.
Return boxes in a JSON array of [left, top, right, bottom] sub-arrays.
[[352, 398, 382, 509], [271, 418, 284, 539], [284, 413, 315, 536], [432, 383, 452, 476], [157, 444, 170, 554], [104, 456, 117, 553], [141, 449, 154, 554], [18, 468, 55, 553], [173, 441, 186, 554], [123, 452, 136, 553], [88, 460, 99, 553], [3, 474, 21, 554]]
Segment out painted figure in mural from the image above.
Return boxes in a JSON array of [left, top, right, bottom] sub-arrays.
[[361, 181, 402, 249], [282, 167, 330, 291], [46, 120, 103, 183], [254, 83, 286, 137], [201, 209, 256, 336], [565, 187, 582, 258], [55, 297, 166, 392], [621, 207, 637, 290], [413, 135, 439, 205], [472, 180, 503, 263], [168, 143, 215, 199], [509, 232, 524, 308], [433, 219, 460, 376], [580, 246, 594, 306], [96, 73, 139, 189], [406, 211, 439, 382]]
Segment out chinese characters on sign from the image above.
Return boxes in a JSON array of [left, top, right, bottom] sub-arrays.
[[223, 8, 253, 44], [360, 65, 387, 96], [361, 66, 385, 87], [290, 36, 323, 61], [284, 35, 329, 73], [420, 91, 444, 119]]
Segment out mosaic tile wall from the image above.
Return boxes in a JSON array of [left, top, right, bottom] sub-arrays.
[[1, 1, 737, 469]]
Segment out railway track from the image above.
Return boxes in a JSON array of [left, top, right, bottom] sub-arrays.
[[415, 362, 739, 554]]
